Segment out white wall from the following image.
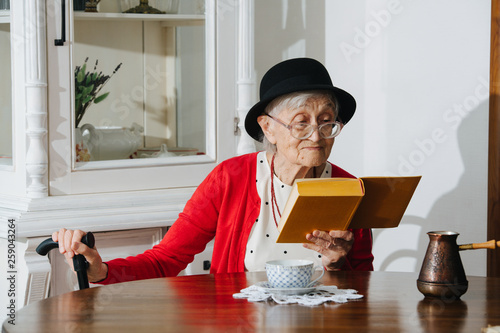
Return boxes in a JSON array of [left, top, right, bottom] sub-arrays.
[[255, 0, 491, 275]]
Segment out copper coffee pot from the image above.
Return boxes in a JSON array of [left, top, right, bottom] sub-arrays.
[[417, 231, 499, 300]]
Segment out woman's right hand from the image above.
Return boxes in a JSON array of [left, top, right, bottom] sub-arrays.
[[52, 228, 108, 283]]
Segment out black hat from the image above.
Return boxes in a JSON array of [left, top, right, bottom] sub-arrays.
[[244, 58, 356, 142]]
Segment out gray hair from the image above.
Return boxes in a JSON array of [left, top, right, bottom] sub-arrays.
[[260, 91, 339, 153]]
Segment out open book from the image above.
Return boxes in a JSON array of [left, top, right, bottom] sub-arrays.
[[276, 176, 421, 243]]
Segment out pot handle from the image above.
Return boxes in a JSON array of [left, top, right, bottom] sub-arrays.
[[459, 239, 498, 251]]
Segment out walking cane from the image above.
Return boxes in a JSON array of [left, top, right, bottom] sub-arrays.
[[36, 232, 95, 290]]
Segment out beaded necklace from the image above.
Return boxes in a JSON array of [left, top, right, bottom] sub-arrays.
[[269, 153, 316, 228]]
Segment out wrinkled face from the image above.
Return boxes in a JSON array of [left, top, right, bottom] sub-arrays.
[[261, 94, 337, 168]]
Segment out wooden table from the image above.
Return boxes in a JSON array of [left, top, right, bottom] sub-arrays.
[[3, 271, 500, 332]]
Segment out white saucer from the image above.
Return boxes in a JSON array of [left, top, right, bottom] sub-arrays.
[[254, 281, 318, 295]]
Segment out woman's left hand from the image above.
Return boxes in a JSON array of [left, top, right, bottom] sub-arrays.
[[303, 230, 354, 270]]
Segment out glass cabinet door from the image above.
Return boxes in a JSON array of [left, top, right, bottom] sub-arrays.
[[71, 0, 211, 167], [47, 0, 230, 195], [0, 3, 11, 167]]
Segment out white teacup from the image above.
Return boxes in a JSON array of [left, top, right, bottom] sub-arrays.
[[265, 259, 325, 289]]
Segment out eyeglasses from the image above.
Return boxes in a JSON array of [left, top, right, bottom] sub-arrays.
[[266, 114, 343, 140]]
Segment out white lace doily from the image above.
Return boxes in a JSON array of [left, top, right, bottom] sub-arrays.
[[233, 283, 363, 306]]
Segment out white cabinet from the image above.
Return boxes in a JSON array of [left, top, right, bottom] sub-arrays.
[[0, 10, 11, 168], [0, 0, 257, 313], [48, 1, 231, 195]]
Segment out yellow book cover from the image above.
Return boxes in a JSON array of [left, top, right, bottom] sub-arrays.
[[276, 176, 421, 243]]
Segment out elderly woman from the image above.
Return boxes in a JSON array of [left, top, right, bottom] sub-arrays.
[[54, 58, 373, 284]]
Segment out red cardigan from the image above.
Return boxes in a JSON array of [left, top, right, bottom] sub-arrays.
[[100, 152, 373, 284]]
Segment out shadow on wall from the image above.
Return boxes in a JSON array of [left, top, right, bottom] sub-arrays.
[[374, 100, 489, 274]]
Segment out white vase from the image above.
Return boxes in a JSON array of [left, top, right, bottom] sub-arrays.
[[80, 123, 144, 161]]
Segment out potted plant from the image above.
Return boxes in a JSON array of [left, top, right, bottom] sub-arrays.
[[74, 58, 122, 128], [74, 58, 121, 162]]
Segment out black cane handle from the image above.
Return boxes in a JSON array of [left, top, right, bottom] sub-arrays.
[[36, 232, 95, 256], [36, 232, 95, 290]]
